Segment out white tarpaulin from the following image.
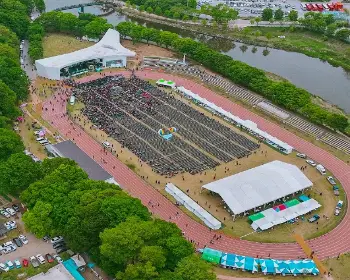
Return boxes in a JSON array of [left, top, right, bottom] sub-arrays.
[[251, 199, 321, 231], [201, 160, 313, 215], [165, 183, 221, 230], [176, 86, 293, 154]]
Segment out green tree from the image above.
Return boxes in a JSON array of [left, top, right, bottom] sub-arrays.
[[183, 14, 189, 21], [116, 262, 159, 280], [141, 28, 157, 45], [41, 157, 77, 176], [0, 80, 21, 119], [0, 128, 24, 161], [269, 18, 274, 25], [188, 0, 197, 9], [155, 6, 162, 15], [335, 29, 350, 42], [274, 9, 284, 21], [326, 113, 349, 131], [84, 18, 113, 39], [159, 31, 178, 48], [201, 19, 207, 26], [0, 25, 19, 49], [174, 255, 216, 280], [262, 8, 273, 21], [173, 11, 180, 19], [139, 5, 145, 12], [0, 153, 42, 195], [22, 201, 53, 238], [325, 23, 337, 37], [33, 0, 45, 12], [250, 18, 255, 25], [288, 10, 298, 21], [210, 3, 238, 24], [255, 17, 261, 26], [146, 6, 153, 13]]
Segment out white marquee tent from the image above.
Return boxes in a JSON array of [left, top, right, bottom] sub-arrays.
[[35, 29, 135, 80], [201, 161, 313, 216], [176, 86, 293, 154], [165, 183, 221, 230]]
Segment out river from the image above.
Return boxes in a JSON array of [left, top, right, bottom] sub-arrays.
[[45, 0, 350, 113]]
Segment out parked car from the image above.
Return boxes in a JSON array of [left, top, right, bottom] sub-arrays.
[[30, 256, 40, 268], [50, 236, 64, 244], [46, 253, 54, 263], [316, 164, 326, 175], [12, 204, 20, 212], [19, 235, 29, 245], [0, 208, 10, 218], [296, 153, 306, 159], [56, 246, 67, 254], [6, 260, 14, 270], [327, 176, 336, 185], [23, 259, 29, 267], [36, 254, 46, 264], [102, 141, 110, 148], [308, 214, 320, 223], [306, 159, 317, 167], [53, 254, 63, 263], [43, 235, 50, 242], [13, 237, 23, 247], [14, 259, 21, 269], [0, 262, 9, 272], [4, 221, 17, 230], [53, 241, 65, 249], [5, 208, 16, 216], [333, 185, 340, 196]]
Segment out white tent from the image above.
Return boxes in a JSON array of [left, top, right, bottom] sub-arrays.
[[35, 29, 135, 80], [165, 183, 221, 230], [176, 86, 293, 154], [201, 161, 313, 216]]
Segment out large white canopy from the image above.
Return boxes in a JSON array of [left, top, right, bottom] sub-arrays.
[[165, 183, 221, 230], [35, 29, 135, 80], [201, 160, 313, 215]]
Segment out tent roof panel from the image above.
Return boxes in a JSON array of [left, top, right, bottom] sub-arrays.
[[202, 161, 313, 215]]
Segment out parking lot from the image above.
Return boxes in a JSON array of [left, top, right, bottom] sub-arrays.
[[0, 232, 55, 263]]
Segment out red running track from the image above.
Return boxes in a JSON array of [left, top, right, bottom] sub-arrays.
[[42, 71, 350, 260]]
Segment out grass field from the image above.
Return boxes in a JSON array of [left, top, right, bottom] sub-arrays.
[[43, 34, 94, 58]]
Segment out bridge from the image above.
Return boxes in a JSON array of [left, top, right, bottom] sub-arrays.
[[53, 2, 119, 12]]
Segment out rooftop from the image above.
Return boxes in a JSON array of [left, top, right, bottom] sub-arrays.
[[202, 160, 313, 215], [27, 264, 74, 280], [51, 140, 112, 181]]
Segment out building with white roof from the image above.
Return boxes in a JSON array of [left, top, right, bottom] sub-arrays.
[[27, 264, 74, 280], [201, 160, 313, 218], [35, 29, 135, 80]]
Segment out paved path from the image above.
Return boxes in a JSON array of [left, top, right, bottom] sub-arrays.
[[41, 70, 350, 261]]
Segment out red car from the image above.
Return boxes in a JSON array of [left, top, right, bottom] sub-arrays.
[[23, 259, 29, 267], [46, 253, 54, 263]]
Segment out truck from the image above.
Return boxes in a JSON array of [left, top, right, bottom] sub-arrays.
[[30, 256, 40, 268], [308, 214, 320, 223], [335, 200, 344, 216]]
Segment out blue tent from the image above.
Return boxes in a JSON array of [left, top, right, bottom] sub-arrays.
[[220, 253, 236, 268], [234, 255, 245, 269], [244, 257, 258, 272], [276, 261, 291, 275], [259, 259, 276, 274]]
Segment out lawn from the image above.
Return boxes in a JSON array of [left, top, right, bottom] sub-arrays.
[[3, 262, 57, 279], [42, 33, 94, 58], [325, 253, 350, 280]]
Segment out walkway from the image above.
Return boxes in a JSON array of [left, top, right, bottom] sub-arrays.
[[41, 70, 350, 261]]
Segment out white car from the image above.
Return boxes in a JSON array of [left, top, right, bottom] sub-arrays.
[[5, 208, 16, 216], [4, 220, 17, 230], [36, 254, 46, 264], [296, 153, 306, 159], [327, 176, 336, 185], [51, 236, 64, 244], [53, 254, 63, 263], [0, 208, 10, 218], [102, 141, 110, 148], [19, 235, 29, 245], [0, 262, 9, 272], [306, 159, 316, 167]]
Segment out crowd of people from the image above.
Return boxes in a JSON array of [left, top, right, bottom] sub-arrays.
[[72, 75, 259, 176]]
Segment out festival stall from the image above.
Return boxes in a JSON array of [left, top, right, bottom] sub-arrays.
[[165, 183, 221, 230]]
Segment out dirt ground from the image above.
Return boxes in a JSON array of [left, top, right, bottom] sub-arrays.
[[70, 84, 343, 243]]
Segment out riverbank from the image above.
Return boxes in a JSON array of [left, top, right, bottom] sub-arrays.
[[120, 7, 350, 72]]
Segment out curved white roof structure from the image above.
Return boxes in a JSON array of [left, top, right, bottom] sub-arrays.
[[35, 29, 135, 80], [201, 160, 313, 215]]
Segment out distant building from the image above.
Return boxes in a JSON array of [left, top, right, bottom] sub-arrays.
[[35, 29, 135, 80]]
